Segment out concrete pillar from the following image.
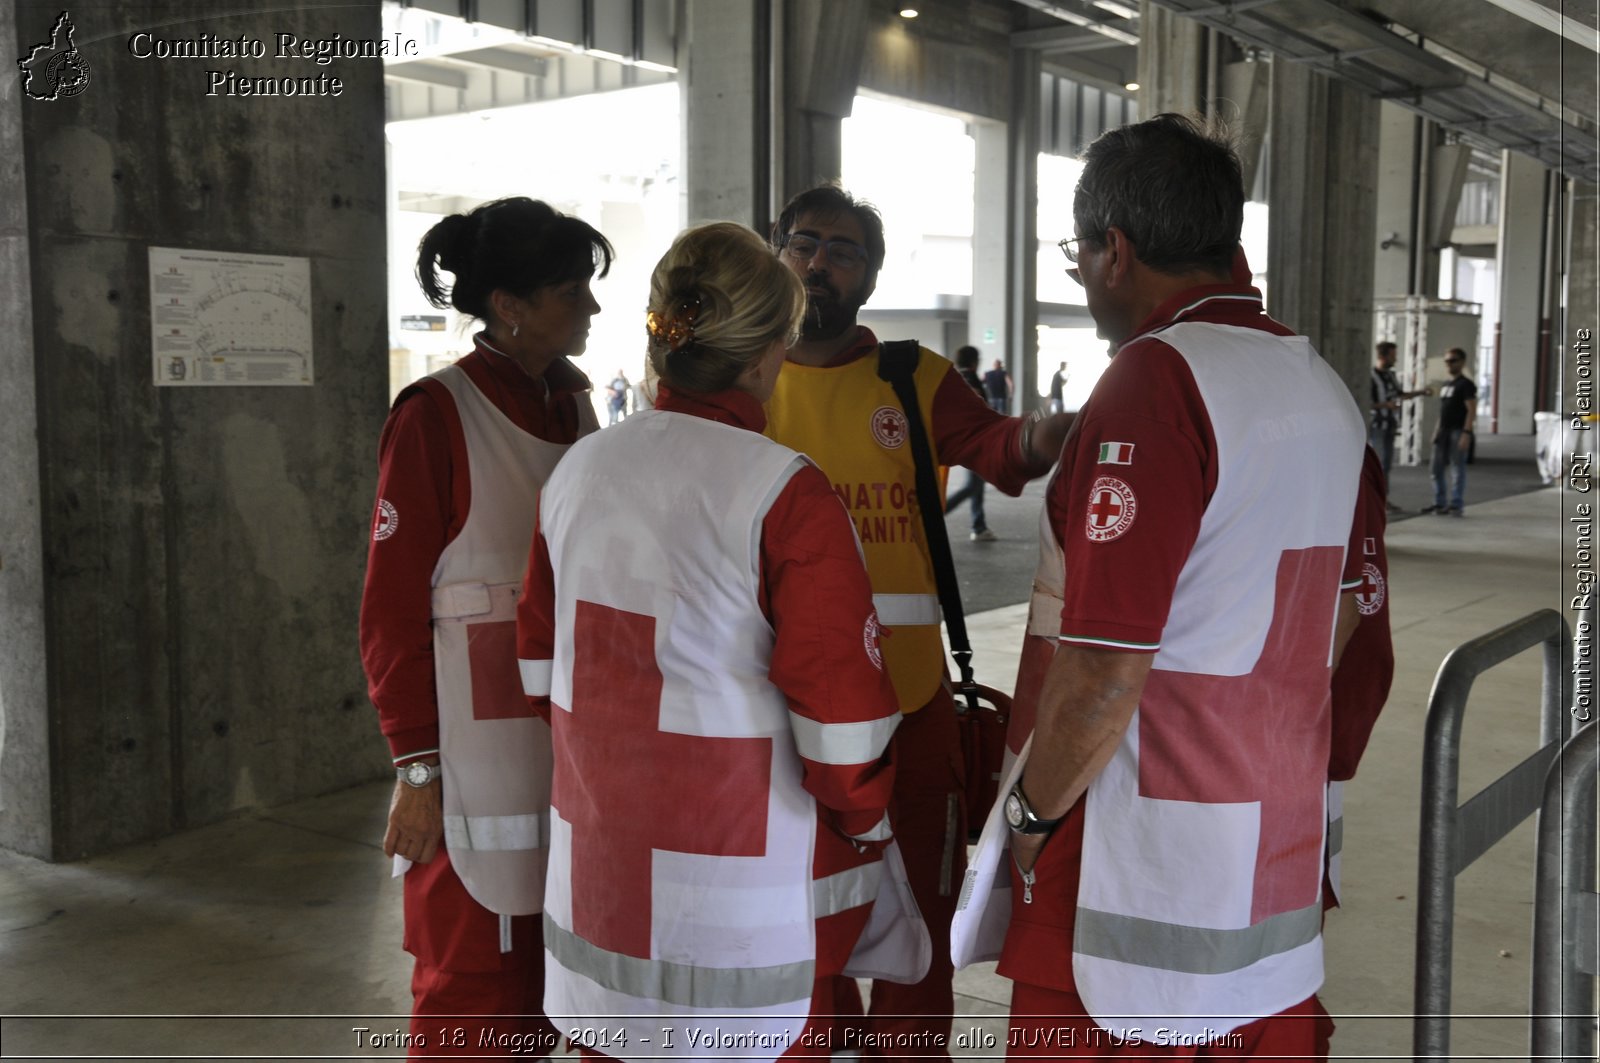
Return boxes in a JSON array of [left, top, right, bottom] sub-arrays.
[[1, 0, 389, 859], [1137, 1, 1205, 117], [0, 0, 48, 859], [779, 0, 868, 205], [682, 0, 769, 228], [1265, 60, 1379, 401], [970, 118, 1008, 359], [1219, 59, 1270, 195], [1007, 47, 1042, 415], [1372, 102, 1418, 299], [1495, 150, 1551, 434]]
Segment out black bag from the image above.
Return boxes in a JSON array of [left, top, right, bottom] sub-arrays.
[[877, 341, 1011, 840]]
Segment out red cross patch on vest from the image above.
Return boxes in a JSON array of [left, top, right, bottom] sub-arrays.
[[555, 600, 774, 959]]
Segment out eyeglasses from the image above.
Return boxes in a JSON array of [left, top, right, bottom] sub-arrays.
[[781, 233, 869, 270], [1444, 357, 1464, 365], [1057, 236, 1098, 265], [1058, 235, 1101, 286]]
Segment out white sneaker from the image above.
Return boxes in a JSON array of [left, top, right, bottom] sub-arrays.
[[970, 529, 998, 542]]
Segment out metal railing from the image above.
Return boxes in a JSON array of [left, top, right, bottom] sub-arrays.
[[1414, 609, 1572, 1061], [1530, 721, 1599, 1062]]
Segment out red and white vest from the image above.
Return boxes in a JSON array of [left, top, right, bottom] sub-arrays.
[[429, 363, 596, 917], [535, 409, 901, 1062], [959, 322, 1363, 1039]]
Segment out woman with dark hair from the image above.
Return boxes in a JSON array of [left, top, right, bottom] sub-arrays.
[[359, 196, 613, 1056], [517, 223, 915, 1061]]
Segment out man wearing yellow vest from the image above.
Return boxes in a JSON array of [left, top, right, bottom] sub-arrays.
[[765, 185, 1072, 1057]]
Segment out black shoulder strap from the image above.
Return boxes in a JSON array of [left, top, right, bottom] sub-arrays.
[[876, 340, 975, 690]]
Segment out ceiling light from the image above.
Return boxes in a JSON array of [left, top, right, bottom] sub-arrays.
[[899, 7, 919, 17], [1124, 81, 1140, 91], [1092, 0, 1140, 17]]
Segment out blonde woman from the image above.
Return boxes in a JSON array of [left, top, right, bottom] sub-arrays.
[[516, 222, 904, 1061]]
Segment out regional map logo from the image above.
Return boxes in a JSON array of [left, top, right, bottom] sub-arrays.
[[19, 11, 91, 100]]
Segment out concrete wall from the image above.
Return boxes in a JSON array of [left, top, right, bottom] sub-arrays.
[[3, 0, 390, 859], [0, 0, 50, 858]]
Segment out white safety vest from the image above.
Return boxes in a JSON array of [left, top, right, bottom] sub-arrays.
[[531, 409, 918, 1063], [428, 363, 596, 917], [957, 321, 1363, 1041]]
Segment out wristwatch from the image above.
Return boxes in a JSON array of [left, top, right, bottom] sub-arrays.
[[397, 761, 441, 788], [1004, 781, 1062, 836]]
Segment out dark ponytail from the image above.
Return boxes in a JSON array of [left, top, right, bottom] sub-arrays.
[[415, 197, 615, 322]]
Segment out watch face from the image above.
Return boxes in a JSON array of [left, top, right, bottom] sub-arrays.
[[1004, 791, 1025, 829], [405, 762, 433, 786]]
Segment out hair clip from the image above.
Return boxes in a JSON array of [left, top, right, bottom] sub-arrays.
[[646, 294, 703, 353]]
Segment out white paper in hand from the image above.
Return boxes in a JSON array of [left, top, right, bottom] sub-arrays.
[[950, 735, 1031, 968]]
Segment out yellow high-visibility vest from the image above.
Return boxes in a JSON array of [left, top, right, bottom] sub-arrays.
[[765, 348, 949, 712]]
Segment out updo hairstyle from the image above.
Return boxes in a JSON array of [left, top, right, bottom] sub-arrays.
[[415, 197, 614, 321], [645, 222, 805, 395]]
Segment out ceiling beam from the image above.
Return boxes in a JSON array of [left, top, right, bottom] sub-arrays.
[[1010, 0, 1140, 46], [383, 61, 470, 89], [1481, 0, 1600, 53]]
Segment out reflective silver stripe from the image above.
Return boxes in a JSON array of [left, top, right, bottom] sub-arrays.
[[443, 812, 549, 852], [872, 593, 941, 627], [814, 863, 883, 918], [848, 813, 892, 843], [1327, 815, 1344, 857], [1075, 900, 1323, 976], [519, 658, 552, 697], [544, 914, 815, 1009], [789, 712, 898, 765], [499, 914, 513, 954]]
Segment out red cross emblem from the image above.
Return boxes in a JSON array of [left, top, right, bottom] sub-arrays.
[[864, 612, 884, 671], [1085, 475, 1136, 542], [554, 600, 772, 959], [870, 406, 908, 450], [1137, 547, 1341, 922], [372, 499, 398, 541], [1356, 562, 1385, 616]]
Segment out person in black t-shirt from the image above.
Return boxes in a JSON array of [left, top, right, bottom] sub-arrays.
[[1423, 347, 1477, 516]]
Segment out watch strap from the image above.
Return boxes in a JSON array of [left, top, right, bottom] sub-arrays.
[[1008, 782, 1062, 835]]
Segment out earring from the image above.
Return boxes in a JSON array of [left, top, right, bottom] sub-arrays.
[[512, 323, 520, 338]]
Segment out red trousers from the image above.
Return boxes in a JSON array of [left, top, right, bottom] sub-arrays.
[[403, 848, 558, 1059], [1007, 984, 1334, 1060], [831, 690, 967, 1060]]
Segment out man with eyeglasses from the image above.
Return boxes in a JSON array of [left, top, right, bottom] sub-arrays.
[[763, 184, 1073, 1058], [1422, 347, 1476, 516], [981, 114, 1367, 1057]]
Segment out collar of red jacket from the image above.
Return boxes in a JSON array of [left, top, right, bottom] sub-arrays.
[[1121, 284, 1269, 349], [655, 382, 767, 433], [810, 324, 881, 368], [472, 331, 591, 395]]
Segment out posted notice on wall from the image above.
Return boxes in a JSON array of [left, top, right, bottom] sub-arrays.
[[149, 246, 313, 386]]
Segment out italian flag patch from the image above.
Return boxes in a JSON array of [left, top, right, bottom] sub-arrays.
[[1097, 441, 1135, 465]]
